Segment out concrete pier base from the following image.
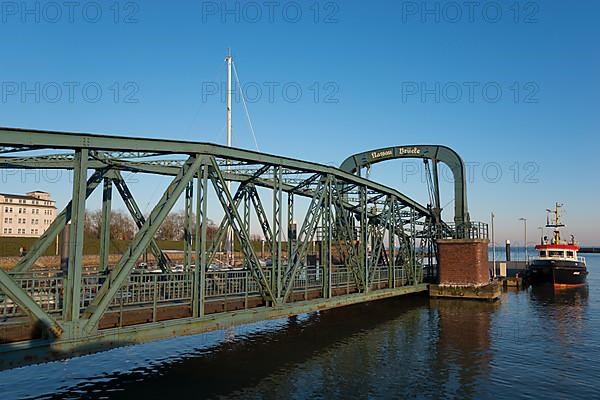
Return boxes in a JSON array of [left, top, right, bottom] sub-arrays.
[[429, 282, 501, 301]]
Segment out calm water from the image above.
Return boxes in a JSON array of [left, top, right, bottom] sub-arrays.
[[1, 255, 599, 400]]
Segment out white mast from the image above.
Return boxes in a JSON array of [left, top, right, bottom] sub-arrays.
[[225, 52, 234, 265], [226, 53, 232, 150]]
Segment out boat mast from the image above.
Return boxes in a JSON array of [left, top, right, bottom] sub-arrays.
[[546, 202, 564, 244]]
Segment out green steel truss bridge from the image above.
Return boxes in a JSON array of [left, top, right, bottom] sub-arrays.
[[0, 127, 487, 370]]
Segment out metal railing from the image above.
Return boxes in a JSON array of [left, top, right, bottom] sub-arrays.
[[1, 263, 422, 320], [0, 271, 63, 318], [444, 221, 489, 240]]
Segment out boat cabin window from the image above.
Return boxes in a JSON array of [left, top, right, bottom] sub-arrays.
[[566, 251, 574, 257], [549, 251, 564, 257], [539, 251, 547, 257]]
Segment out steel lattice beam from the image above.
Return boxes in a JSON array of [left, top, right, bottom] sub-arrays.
[[82, 156, 204, 333], [208, 158, 275, 303], [0, 268, 63, 337], [12, 169, 109, 274]]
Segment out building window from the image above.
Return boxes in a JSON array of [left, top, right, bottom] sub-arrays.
[[8, 228, 12, 234], [4, 207, 7, 212]]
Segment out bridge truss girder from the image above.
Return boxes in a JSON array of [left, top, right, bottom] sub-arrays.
[[0, 127, 434, 341]]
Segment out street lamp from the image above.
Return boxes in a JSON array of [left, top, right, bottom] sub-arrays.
[[491, 212, 496, 278], [519, 218, 527, 263]]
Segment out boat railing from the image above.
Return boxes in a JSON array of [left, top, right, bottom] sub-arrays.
[[578, 256, 586, 264]]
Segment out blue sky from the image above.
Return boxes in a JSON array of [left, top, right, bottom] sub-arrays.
[[1, 1, 599, 245]]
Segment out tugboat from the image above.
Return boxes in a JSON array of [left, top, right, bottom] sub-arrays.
[[527, 203, 588, 288]]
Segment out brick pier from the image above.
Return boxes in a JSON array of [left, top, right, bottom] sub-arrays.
[[430, 238, 501, 301]]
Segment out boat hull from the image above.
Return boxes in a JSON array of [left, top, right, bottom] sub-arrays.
[[527, 260, 587, 287]]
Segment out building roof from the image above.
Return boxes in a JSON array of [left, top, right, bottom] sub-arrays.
[[0, 192, 55, 202]]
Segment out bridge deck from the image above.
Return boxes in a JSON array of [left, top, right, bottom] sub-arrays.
[[0, 266, 426, 370]]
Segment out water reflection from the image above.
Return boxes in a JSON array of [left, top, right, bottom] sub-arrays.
[[11, 271, 598, 400], [22, 295, 505, 400], [31, 296, 434, 399], [428, 299, 499, 399], [529, 285, 589, 348], [530, 284, 589, 306]]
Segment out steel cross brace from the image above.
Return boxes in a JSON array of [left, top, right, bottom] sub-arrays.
[[281, 177, 329, 303], [111, 171, 171, 271], [0, 268, 63, 337], [82, 156, 204, 334], [206, 184, 247, 266], [331, 179, 365, 290], [367, 203, 390, 286], [12, 168, 110, 274], [208, 158, 275, 303], [206, 166, 272, 267], [247, 184, 273, 249]]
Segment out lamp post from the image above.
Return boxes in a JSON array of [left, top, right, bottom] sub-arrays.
[[519, 217, 527, 264], [491, 212, 496, 278]]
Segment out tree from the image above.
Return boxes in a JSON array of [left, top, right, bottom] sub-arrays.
[[110, 211, 137, 240], [155, 211, 186, 241], [84, 210, 102, 239], [84, 210, 136, 240]]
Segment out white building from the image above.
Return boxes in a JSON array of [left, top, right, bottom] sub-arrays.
[[0, 191, 57, 237]]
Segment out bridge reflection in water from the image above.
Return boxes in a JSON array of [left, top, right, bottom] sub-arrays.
[[4, 266, 596, 399]]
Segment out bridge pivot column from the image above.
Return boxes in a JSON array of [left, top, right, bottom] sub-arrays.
[[272, 166, 283, 300], [387, 195, 395, 289], [99, 178, 112, 273], [321, 178, 332, 298], [359, 186, 368, 293], [287, 193, 295, 273], [193, 164, 209, 318], [184, 182, 194, 271], [63, 149, 89, 335]]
